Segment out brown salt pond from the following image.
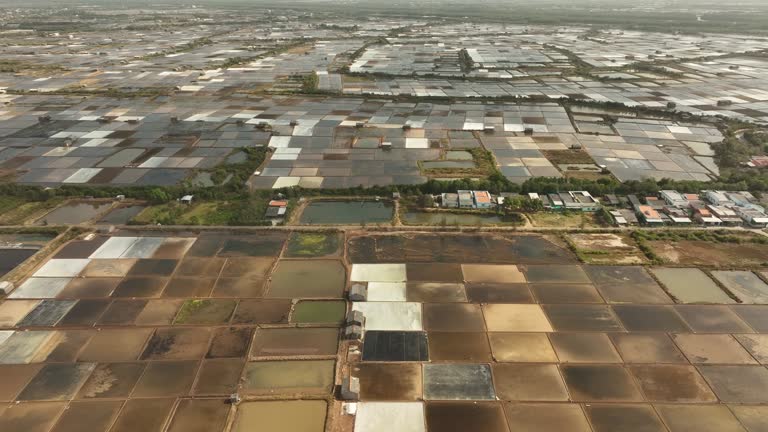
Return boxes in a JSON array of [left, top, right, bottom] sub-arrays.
[[49, 400, 122, 432], [207, 327, 253, 358], [560, 365, 643, 402], [96, 300, 147, 326], [488, 333, 558, 363], [166, 399, 231, 432], [352, 363, 422, 401], [530, 284, 603, 304], [609, 334, 687, 364], [650, 267, 733, 304], [585, 265, 671, 304], [267, 260, 345, 298], [109, 398, 175, 432], [348, 234, 575, 264], [131, 360, 198, 397], [127, 259, 178, 276], [0, 402, 65, 432], [211, 276, 266, 298], [77, 362, 146, 398], [585, 404, 667, 432], [163, 278, 217, 298], [549, 333, 622, 363], [675, 305, 752, 333], [612, 305, 690, 332], [506, 403, 592, 432], [406, 282, 467, 302], [232, 400, 327, 432], [291, 300, 346, 325], [56, 278, 120, 298], [242, 360, 335, 395], [423, 303, 485, 332], [231, 299, 292, 324], [16, 363, 95, 401], [428, 332, 492, 361], [542, 305, 622, 332], [406, 263, 463, 282], [77, 328, 152, 362], [492, 364, 569, 401], [251, 327, 338, 357], [80, 259, 136, 278], [173, 299, 237, 325], [175, 257, 226, 277], [141, 327, 212, 360], [193, 359, 244, 395], [465, 283, 533, 303], [56, 299, 110, 326], [0, 364, 43, 401], [112, 277, 168, 298], [426, 402, 508, 432], [629, 365, 716, 402], [36, 202, 111, 225]]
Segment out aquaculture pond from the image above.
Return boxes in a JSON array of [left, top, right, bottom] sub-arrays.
[[403, 211, 513, 226], [299, 201, 393, 225]]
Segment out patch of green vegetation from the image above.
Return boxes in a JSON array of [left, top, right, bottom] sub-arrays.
[[291, 300, 346, 324], [634, 230, 768, 244], [421, 147, 499, 178], [285, 232, 340, 257], [630, 231, 665, 265], [9, 87, 172, 99], [0, 60, 67, 75], [458, 48, 473, 73], [173, 299, 210, 324], [0, 198, 64, 226], [131, 197, 273, 226], [302, 71, 319, 93]]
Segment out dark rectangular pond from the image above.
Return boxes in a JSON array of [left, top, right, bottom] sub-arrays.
[[403, 211, 510, 225], [37, 202, 112, 225], [299, 201, 393, 225], [97, 205, 147, 224]]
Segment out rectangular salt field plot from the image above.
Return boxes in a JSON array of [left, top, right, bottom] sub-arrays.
[[17, 300, 77, 327], [242, 360, 335, 396], [355, 402, 426, 432], [423, 364, 496, 400], [0, 331, 12, 346], [232, 400, 327, 432], [710, 271, 768, 304], [367, 282, 407, 301], [89, 237, 140, 259], [0, 300, 40, 326], [9, 278, 71, 299], [0, 331, 54, 364], [461, 265, 525, 284], [33, 259, 90, 278], [120, 237, 165, 259], [352, 302, 422, 331], [363, 331, 429, 361], [351, 264, 407, 282], [651, 268, 734, 303]]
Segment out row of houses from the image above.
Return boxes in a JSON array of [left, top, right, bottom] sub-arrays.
[[628, 190, 768, 228], [530, 191, 601, 212], [441, 190, 493, 209], [439, 190, 601, 212]]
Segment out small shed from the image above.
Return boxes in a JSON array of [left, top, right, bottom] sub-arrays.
[[180, 195, 194, 205]]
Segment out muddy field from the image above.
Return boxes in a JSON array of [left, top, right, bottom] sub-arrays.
[[648, 240, 768, 267], [568, 233, 647, 264], [348, 233, 576, 264]]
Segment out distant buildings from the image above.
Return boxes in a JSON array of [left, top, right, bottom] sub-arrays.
[[441, 190, 494, 209], [627, 189, 768, 227]]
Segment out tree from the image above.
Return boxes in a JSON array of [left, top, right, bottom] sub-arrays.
[[147, 188, 170, 204]]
